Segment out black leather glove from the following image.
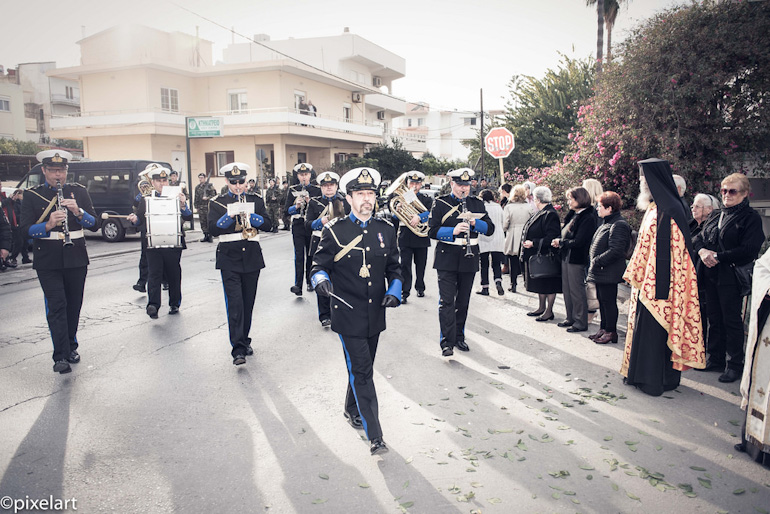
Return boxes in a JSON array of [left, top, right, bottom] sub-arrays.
[[315, 280, 332, 297], [381, 294, 400, 308]]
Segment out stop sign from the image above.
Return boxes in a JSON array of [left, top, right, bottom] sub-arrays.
[[484, 127, 515, 159]]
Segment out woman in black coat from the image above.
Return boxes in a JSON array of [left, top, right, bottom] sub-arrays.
[[520, 185, 561, 321], [552, 187, 597, 332], [693, 173, 765, 383], [587, 191, 631, 344]]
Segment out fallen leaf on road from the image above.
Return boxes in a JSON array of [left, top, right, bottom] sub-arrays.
[[319, 473, 329, 480]]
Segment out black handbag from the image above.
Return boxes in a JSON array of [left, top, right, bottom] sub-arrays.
[[717, 238, 754, 297], [528, 240, 560, 279]]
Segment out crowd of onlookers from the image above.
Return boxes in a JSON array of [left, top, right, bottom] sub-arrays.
[[0, 180, 32, 271]]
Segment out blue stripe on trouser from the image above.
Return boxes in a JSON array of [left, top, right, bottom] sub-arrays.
[[44, 297, 53, 348], [221, 276, 233, 347], [339, 334, 370, 438]]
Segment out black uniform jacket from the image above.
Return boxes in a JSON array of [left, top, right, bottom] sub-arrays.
[[283, 184, 321, 224], [311, 215, 402, 338], [208, 192, 272, 273], [428, 194, 494, 273], [304, 194, 350, 237], [134, 191, 194, 249], [397, 191, 433, 249], [0, 205, 11, 251], [20, 182, 99, 270]]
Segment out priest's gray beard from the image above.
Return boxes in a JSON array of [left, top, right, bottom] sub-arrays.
[[637, 179, 652, 211]]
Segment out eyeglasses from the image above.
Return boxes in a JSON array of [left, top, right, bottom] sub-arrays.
[[721, 188, 741, 196], [229, 179, 246, 185]]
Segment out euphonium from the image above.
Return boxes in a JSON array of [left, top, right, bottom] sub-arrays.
[[384, 172, 429, 237], [137, 175, 153, 197], [238, 192, 258, 240]]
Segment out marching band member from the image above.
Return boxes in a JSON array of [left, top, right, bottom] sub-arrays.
[[207, 163, 272, 365], [305, 171, 350, 328], [128, 164, 193, 319], [395, 171, 432, 303], [284, 163, 321, 295], [20, 150, 99, 373], [429, 168, 494, 357], [310, 167, 402, 455]]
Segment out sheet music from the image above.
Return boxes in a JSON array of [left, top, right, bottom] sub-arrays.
[[227, 201, 255, 217], [161, 186, 181, 198]]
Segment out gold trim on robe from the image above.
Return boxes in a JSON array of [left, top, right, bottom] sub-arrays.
[[620, 204, 705, 376]]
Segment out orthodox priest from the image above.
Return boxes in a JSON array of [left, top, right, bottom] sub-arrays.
[[736, 248, 770, 468], [620, 158, 705, 396]]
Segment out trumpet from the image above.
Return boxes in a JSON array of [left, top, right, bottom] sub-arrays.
[[56, 181, 74, 247], [384, 172, 429, 237], [237, 192, 258, 240]]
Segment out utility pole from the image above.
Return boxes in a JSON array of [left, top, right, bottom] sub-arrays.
[[479, 89, 484, 179]]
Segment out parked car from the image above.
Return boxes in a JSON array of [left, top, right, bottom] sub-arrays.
[[17, 160, 171, 242]]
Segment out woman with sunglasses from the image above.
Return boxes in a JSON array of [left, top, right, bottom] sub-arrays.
[[693, 173, 765, 383]]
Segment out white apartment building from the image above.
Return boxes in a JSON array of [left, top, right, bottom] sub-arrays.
[[49, 25, 407, 189], [395, 102, 504, 161]]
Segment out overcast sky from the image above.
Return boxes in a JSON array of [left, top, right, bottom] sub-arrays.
[[2, 0, 686, 112]]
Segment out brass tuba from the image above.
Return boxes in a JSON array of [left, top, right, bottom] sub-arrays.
[[237, 192, 258, 239], [384, 172, 429, 237], [137, 172, 153, 197]]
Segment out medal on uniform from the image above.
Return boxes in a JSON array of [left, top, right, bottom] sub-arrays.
[[378, 232, 385, 248]]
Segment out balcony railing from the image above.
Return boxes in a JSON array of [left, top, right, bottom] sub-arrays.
[[50, 94, 80, 107], [50, 106, 382, 138]]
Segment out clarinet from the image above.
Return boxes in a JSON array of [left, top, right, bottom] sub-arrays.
[[56, 180, 74, 247], [461, 197, 474, 258]]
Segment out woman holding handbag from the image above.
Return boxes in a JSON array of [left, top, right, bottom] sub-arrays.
[[693, 173, 764, 383], [520, 186, 561, 321]]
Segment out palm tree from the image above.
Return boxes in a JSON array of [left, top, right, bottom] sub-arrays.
[[586, 0, 628, 68]]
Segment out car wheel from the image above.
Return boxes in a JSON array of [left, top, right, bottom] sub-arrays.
[[102, 218, 125, 242]]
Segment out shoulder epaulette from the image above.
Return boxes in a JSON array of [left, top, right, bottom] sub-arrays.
[[326, 217, 342, 229]]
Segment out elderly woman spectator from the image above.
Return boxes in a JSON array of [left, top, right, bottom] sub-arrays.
[[477, 189, 506, 296], [693, 173, 765, 383], [582, 178, 604, 313], [587, 192, 631, 344], [520, 186, 561, 321], [551, 187, 597, 332], [690, 193, 719, 236], [502, 184, 532, 292]]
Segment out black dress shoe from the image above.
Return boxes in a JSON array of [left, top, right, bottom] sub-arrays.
[[566, 326, 587, 333], [697, 360, 725, 372], [455, 340, 470, 352], [321, 318, 331, 328], [344, 411, 363, 429], [442, 346, 454, 357], [496, 282, 505, 295], [53, 361, 72, 374], [476, 288, 489, 296], [401, 296, 408, 304], [21, 257, 32, 264], [162, 283, 169, 291], [734, 442, 747, 453], [527, 310, 545, 317], [370, 437, 389, 455], [718, 369, 740, 383], [147, 305, 159, 319], [233, 354, 246, 366], [245, 345, 254, 356], [535, 313, 554, 322], [133, 283, 146, 293], [557, 320, 574, 327], [6, 259, 17, 268], [307, 283, 314, 292], [416, 291, 425, 298], [169, 306, 179, 315], [290, 285, 302, 296], [67, 350, 80, 363]]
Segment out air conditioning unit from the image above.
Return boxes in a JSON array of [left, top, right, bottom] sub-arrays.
[[352, 92, 362, 103], [372, 76, 382, 87], [376, 111, 386, 120]]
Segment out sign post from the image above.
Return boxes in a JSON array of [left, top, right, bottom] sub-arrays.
[[484, 127, 515, 185]]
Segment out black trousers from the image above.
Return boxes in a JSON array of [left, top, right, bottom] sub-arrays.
[[705, 279, 744, 371], [339, 333, 382, 441], [221, 269, 260, 357], [479, 251, 504, 286], [507, 255, 521, 281], [437, 270, 476, 349], [138, 230, 148, 285], [595, 282, 619, 332], [316, 293, 331, 322], [10, 226, 29, 260], [400, 245, 428, 297], [147, 248, 182, 309], [36, 267, 87, 362], [292, 225, 312, 287], [626, 300, 681, 396]]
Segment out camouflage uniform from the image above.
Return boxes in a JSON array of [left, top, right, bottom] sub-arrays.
[[194, 180, 217, 241], [265, 184, 282, 233]]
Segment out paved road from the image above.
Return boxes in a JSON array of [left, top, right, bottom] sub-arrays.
[[1, 230, 768, 513]]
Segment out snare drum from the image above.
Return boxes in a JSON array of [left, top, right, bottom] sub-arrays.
[[145, 196, 182, 248]]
